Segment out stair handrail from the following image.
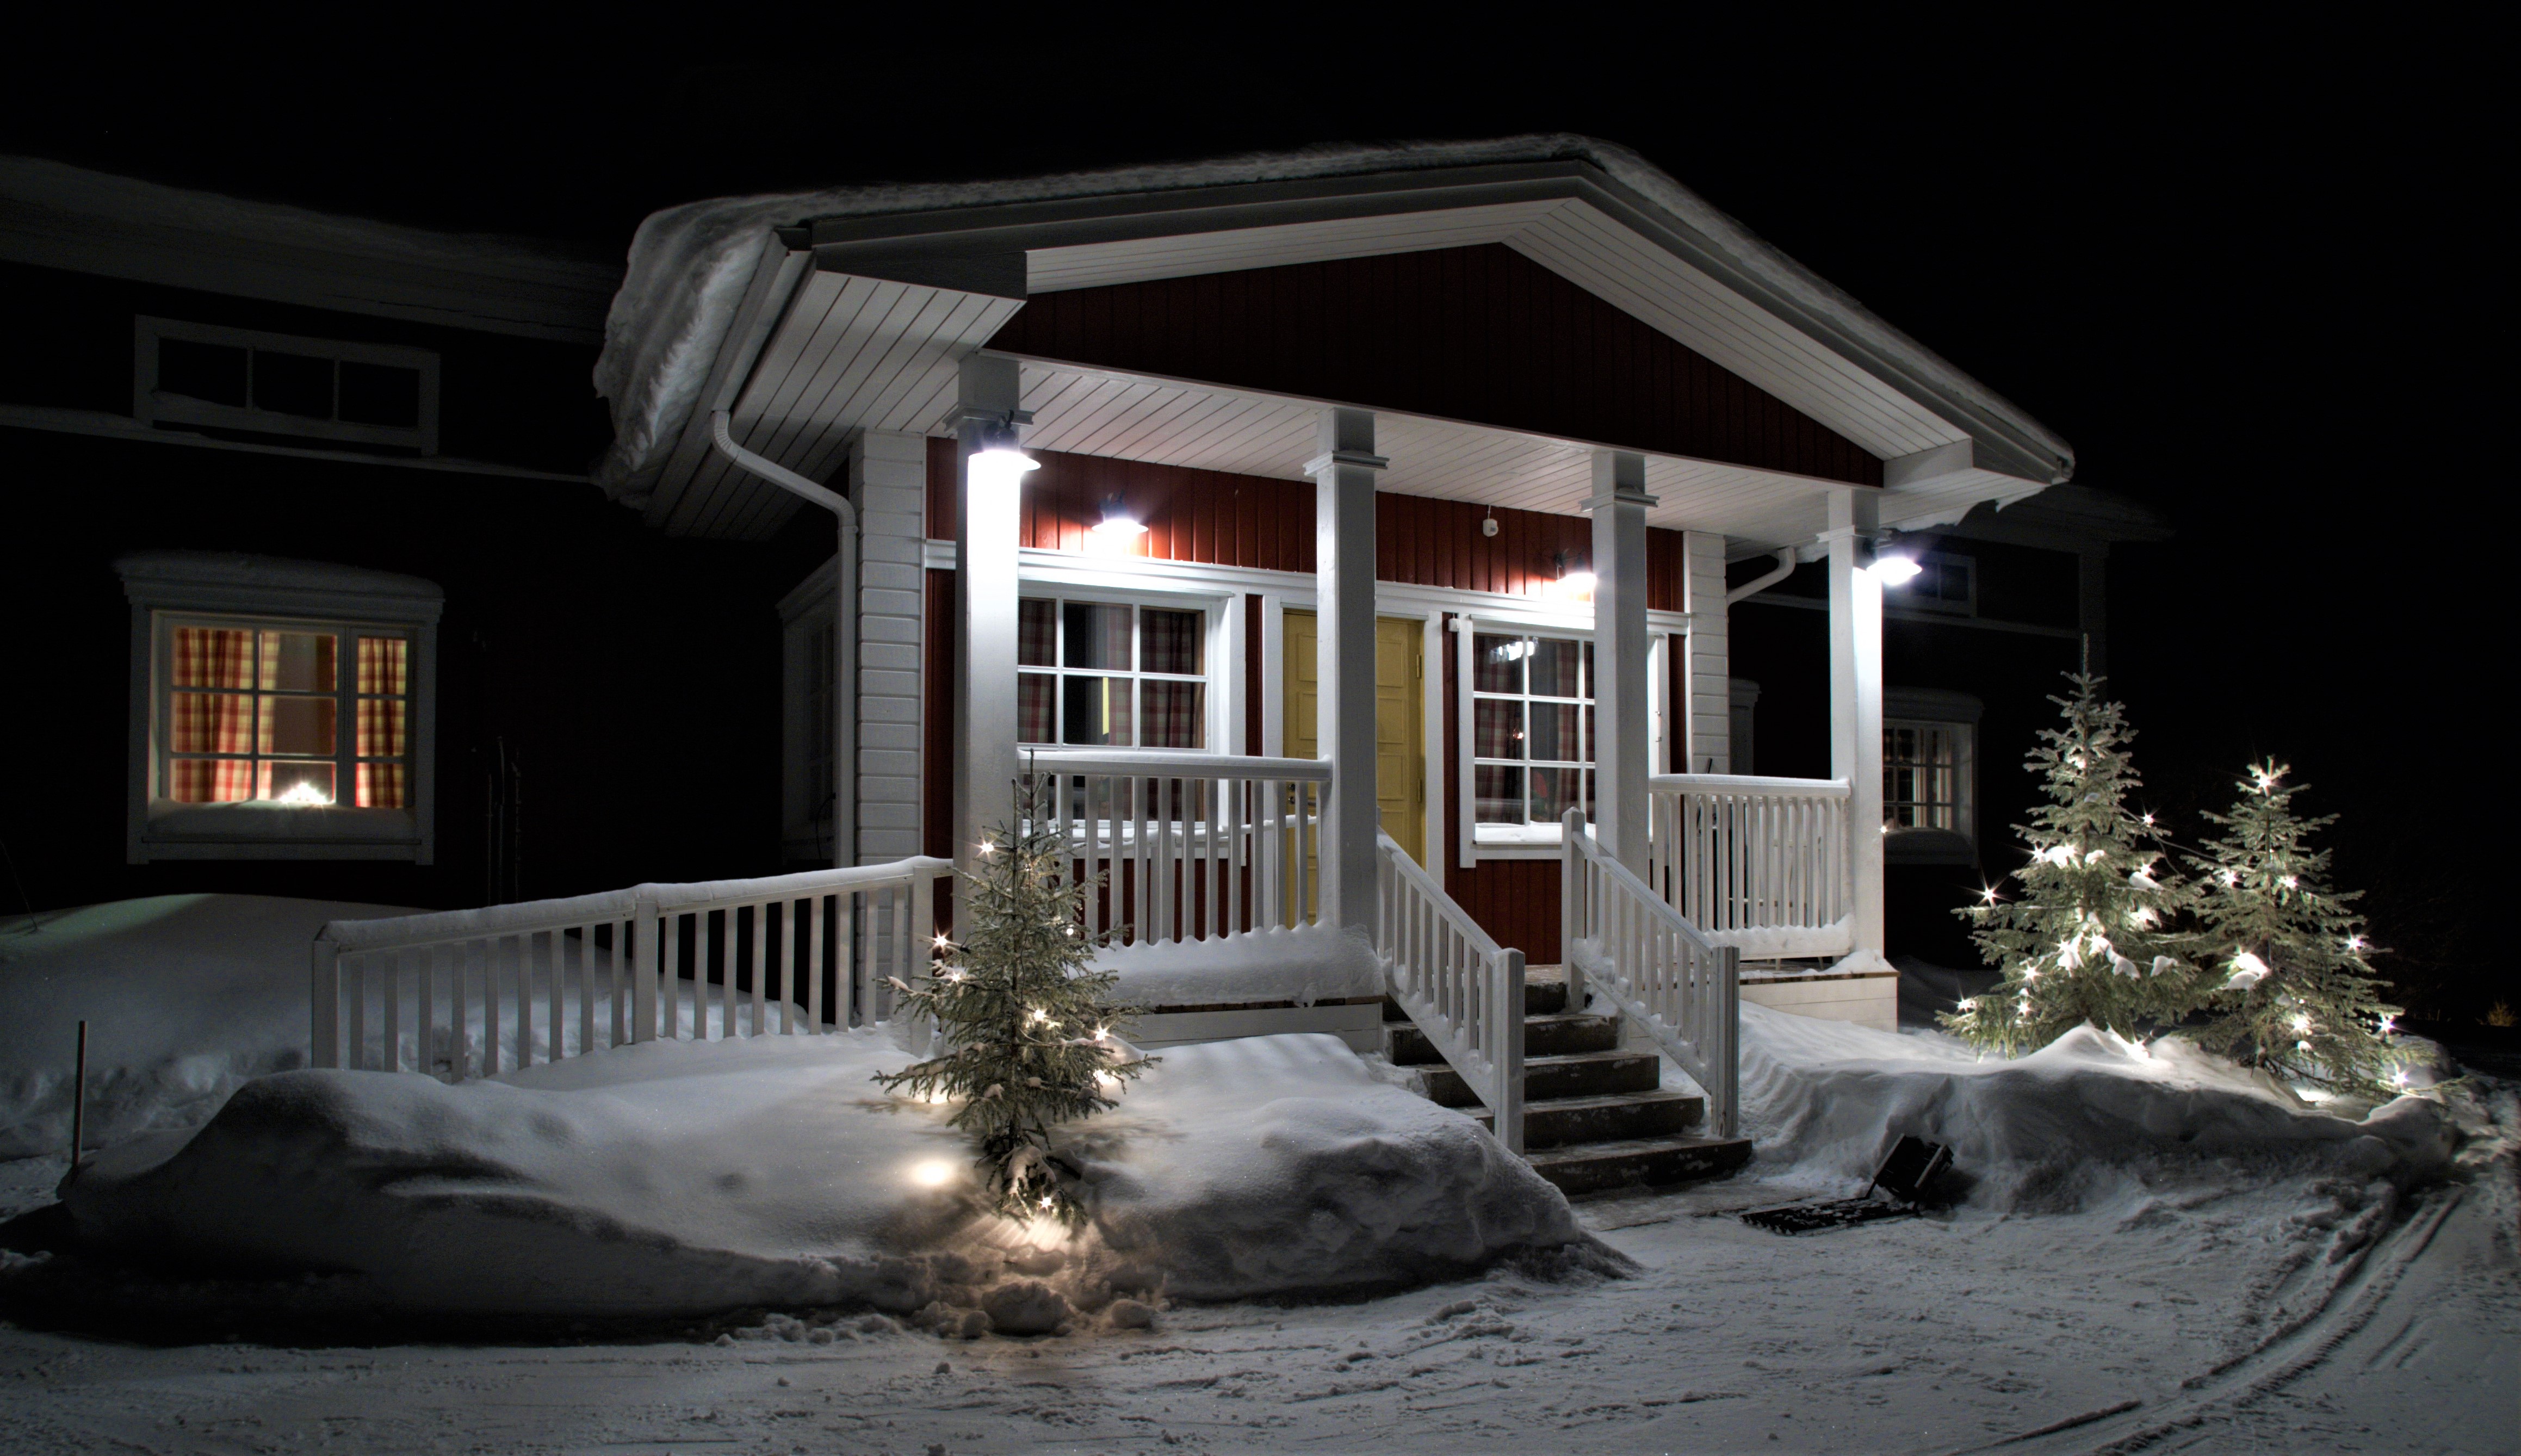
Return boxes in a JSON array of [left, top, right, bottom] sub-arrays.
[[1374, 831, 1526, 1153], [1562, 807, 1740, 1139]]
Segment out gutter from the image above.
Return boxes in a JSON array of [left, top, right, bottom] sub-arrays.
[[708, 410, 857, 869], [1724, 549, 1798, 607]]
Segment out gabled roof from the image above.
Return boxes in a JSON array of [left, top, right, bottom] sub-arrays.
[[0, 157, 622, 344], [594, 135, 2075, 545]]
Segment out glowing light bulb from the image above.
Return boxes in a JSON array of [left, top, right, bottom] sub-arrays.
[[909, 1160, 954, 1187], [1980, 885, 2000, 903], [2377, 1015, 2396, 1036], [933, 933, 953, 950], [2291, 1013, 2313, 1034], [977, 838, 995, 858], [2392, 1069, 2410, 1087], [276, 781, 332, 807]]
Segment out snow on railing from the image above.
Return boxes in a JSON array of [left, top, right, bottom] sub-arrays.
[[1646, 773, 1851, 956], [1023, 749, 1331, 945], [1377, 832, 1526, 1153], [311, 858, 950, 1076], [1565, 807, 1740, 1139]]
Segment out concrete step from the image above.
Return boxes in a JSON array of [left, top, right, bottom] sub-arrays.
[[1523, 1134, 1756, 1196], [1466, 1088, 1704, 1150], [1385, 1011, 1619, 1066], [1417, 1049, 1659, 1107]]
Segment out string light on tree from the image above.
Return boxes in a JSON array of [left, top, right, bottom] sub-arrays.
[[1943, 670, 2198, 1055], [2181, 760, 2409, 1098], [875, 772, 1155, 1224]]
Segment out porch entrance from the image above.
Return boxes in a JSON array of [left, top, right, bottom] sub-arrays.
[[1281, 610, 1426, 865]]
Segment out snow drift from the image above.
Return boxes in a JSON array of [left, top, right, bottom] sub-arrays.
[[1097, 923, 1383, 1007], [59, 1031, 1606, 1324], [0, 895, 416, 1158], [1733, 1001, 2456, 1209]]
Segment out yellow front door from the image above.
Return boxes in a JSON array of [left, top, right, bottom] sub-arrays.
[[1282, 611, 1427, 865]]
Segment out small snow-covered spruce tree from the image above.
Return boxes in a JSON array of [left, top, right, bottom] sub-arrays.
[[875, 773, 1153, 1225], [1943, 672, 2200, 1054], [2182, 762, 2409, 1098]]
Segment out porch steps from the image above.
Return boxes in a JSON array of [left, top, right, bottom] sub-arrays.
[[1386, 980, 1751, 1195]]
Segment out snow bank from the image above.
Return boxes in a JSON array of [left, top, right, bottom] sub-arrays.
[[1736, 1002, 2457, 1209], [0, 895, 415, 1158], [60, 1032, 1606, 1323], [1098, 924, 1383, 1008]]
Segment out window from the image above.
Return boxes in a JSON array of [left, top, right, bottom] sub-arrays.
[[1886, 550, 1974, 615], [1471, 631, 1594, 844], [1882, 687, 1981, 866], [119, 553, 440, 862], [1018, 597, 1209, 750], [778, 564, 839, 863], [135, 317, 441, 455]]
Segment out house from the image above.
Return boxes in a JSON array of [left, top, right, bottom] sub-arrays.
[[3, 137, 2146, 1186]]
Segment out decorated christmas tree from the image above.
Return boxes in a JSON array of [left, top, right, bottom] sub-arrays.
[[1943, 672, 2198, 1054], [877, 773, 1153, 1224], [2182, 762, 2409, 1098]]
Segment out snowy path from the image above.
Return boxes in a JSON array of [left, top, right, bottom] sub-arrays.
[[4, 1155, 2512, 1455]]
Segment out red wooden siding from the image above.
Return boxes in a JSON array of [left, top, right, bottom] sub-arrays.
[[926, 439, 1688, 603], [922, 567, 955, 861], [988, 244, 1881, 487]]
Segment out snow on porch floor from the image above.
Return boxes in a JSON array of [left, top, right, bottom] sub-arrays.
[[2, 1120, 2513, 1455]]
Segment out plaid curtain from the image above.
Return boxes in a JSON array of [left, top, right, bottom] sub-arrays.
[[356, 636, 408, 808], [170, 627, 256, 801], [1142, 680, 1203, 749]]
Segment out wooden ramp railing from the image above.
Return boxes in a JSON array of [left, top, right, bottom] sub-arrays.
[[311, 858, 949, 1077]]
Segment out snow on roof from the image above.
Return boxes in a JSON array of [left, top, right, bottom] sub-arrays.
[[590, 134, 2074, 498]]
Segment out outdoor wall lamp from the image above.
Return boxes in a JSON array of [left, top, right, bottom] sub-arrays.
[[1549, 549, 1596, 597], [967, 416, 1038, 486], [1861, 532, 1923, 585], [1087, 494, 1148, 546]]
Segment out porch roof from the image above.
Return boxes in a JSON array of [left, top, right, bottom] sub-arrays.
[[594, 136, 2072, 549]]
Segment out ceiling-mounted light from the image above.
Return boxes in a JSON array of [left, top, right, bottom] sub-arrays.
[[1087, 494, 1148, 552]]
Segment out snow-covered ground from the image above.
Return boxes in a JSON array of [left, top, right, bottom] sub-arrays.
[[2, 896, 2514, 1452], [3, 1107, 2512, 1454]]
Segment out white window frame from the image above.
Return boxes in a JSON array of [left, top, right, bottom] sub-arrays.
[[119, 553, 441, 862], [1887, 549, 1976, 616], [1016, 586, 1230, 755], [134, 317, 442, 455], [1882, 686, 1983, 866]]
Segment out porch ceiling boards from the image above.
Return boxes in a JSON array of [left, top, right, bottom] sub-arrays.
[[1007, 357, 2018, 553]]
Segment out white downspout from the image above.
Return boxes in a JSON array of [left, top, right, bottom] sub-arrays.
[[709, 410, 857, 869], [1724, 548, 1797, 607]]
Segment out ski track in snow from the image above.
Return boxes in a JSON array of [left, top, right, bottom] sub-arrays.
[[4, 1135, 2514, 1456]]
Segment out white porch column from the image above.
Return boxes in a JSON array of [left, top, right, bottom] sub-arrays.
[[1306, 408, 1385, 933], [1588, 450, 1654, 876], [1825, 488, 1887, 957], [950, 355, 1033, 934]]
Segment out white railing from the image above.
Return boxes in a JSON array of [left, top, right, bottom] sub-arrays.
[[1377, 832, 1526, 1152], [1565, 808, 1740, 1139], [1646, 773, 1851, 956], [312, 857, 950, 1076], [1024, 749, 1331, 945]]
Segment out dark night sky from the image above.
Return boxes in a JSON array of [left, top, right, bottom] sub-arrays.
[[5, 20, 2498, 1007]]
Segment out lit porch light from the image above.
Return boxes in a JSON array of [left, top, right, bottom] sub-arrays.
[[967, 418, 1039, 488], [1863, 532, 1923, 585], [1546, 549, 1595, 598], [1086, 494, 1149, 552]]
